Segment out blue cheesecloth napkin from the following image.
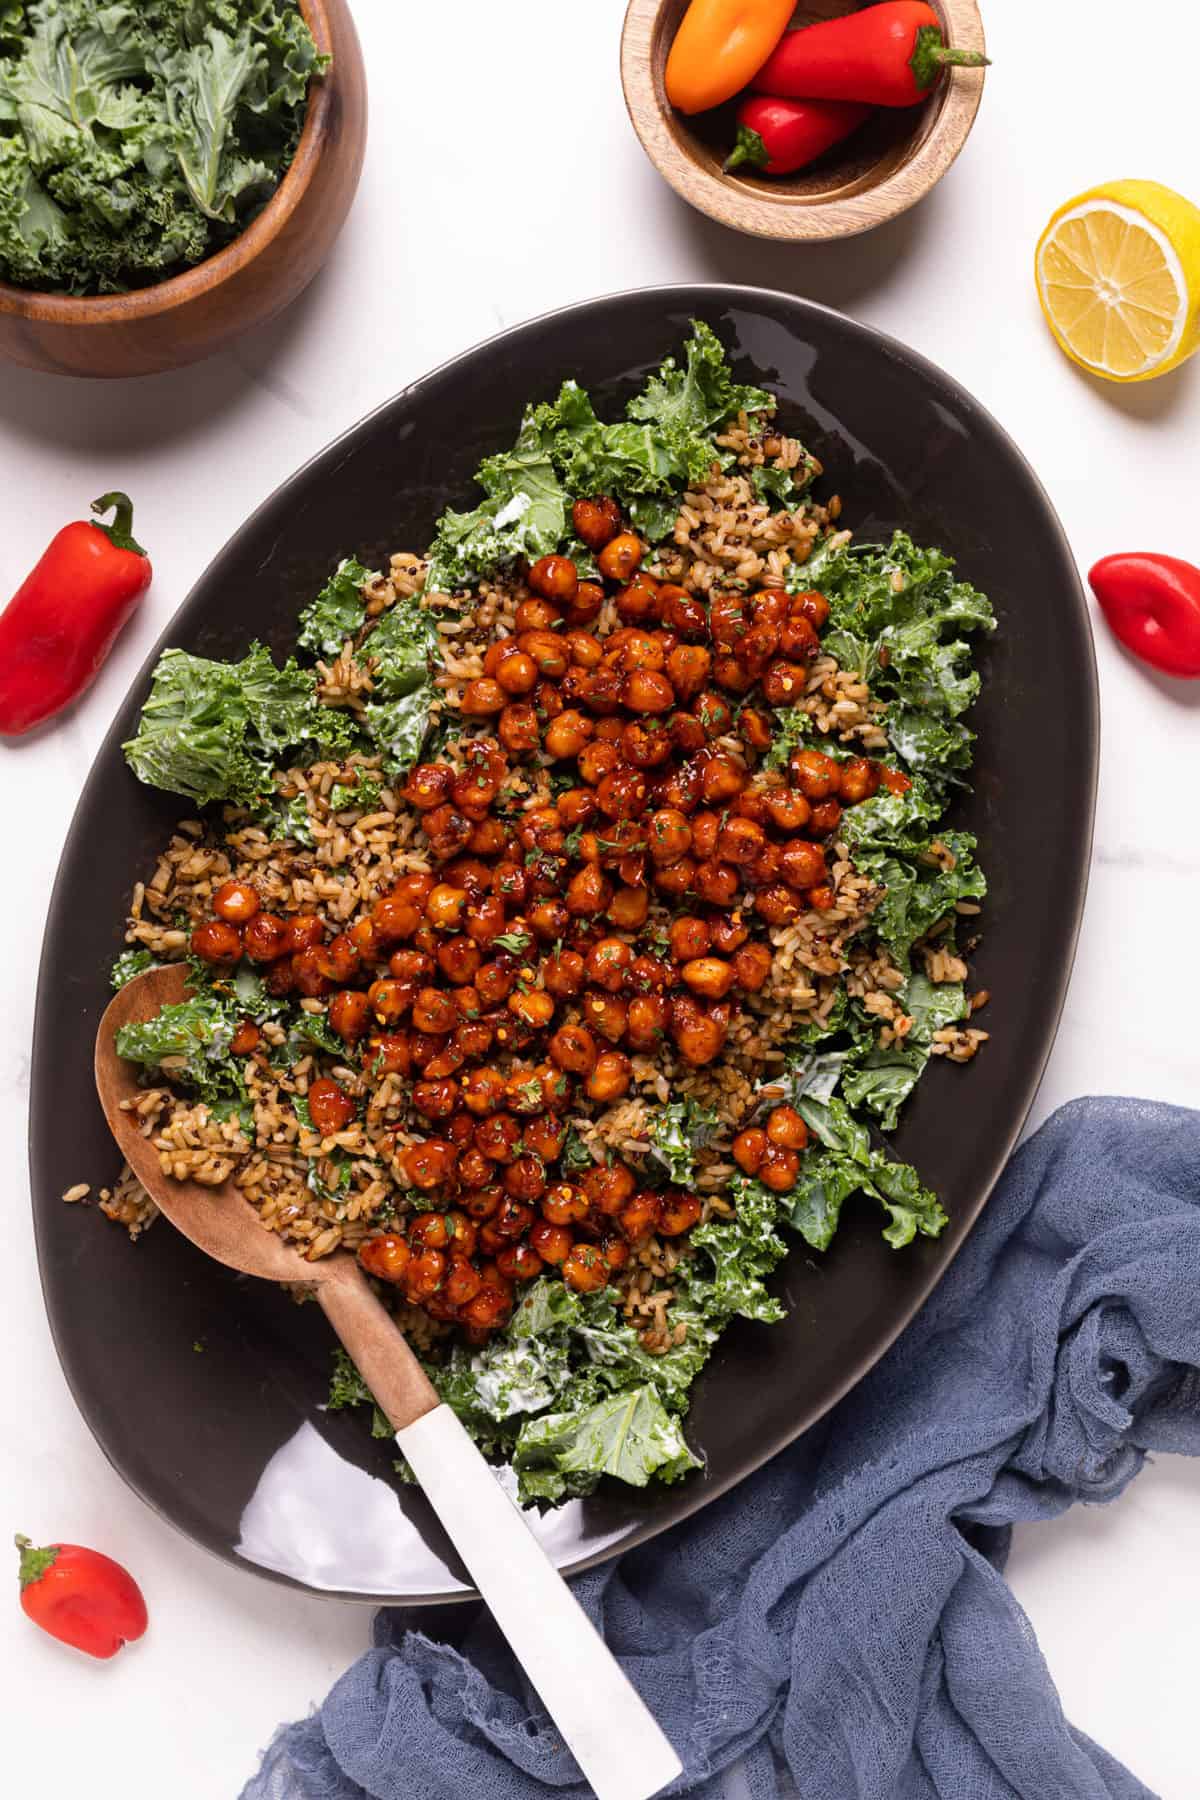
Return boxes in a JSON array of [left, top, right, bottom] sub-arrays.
[[242, 1097, 1200, 1800]]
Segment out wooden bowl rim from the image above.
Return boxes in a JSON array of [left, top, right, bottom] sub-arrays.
[[0, 0, 338, 324], [620, 0, 987, 242]]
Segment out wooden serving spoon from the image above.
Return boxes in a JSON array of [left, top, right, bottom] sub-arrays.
[[96, 964, 681, 1800]]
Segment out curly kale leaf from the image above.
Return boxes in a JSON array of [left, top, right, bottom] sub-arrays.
[[682, 1179, 790, 1325], [114, 989, 245, 1105], [296, 558, 375, 659], [114, 954, 328, 1103], [439, 1287, 579, 1426], [627, 318, 773, 438], [750, 463, 808, 510], [902, 971, 969, 1044], [534, 381, 699, 507], [250, 790, 314, 846], [751, 1033, 950, 1249], [835, 782, 986, 964], [0, 3, 25, 49], [326, 1350, 393, 1441], [790, 1095, 947, 1249], [762, 705, 812, 770], [839, 972, 969, 1131], [546, 321, 792, 509], [235, 642, 355, 758], [3, 6, 146, 161], [0, 129, 72, 282], [837, 778, 943, 855], [354, 591, 441, 777], [512, 1385, 698, 1505], [760, 771, 981, 1130], [161, 24, 270, 222], [806, 532, 995, 787], [123, 644, 358, 808], [224, 959, 291, 1025], [328, 768, 382, 814], [856, 836, 985, 968], [645, 1096, 719, 1187], [477, 1282, 717, 1423], [838, 1045, 928, 1135], [758, 1047, 850, 1110], [362, 592, 438, 698], [110, 948, 155, 990], [280, 1008, 348, 1064], [361, 690, 429, 780], [123, 650, 264, 806]]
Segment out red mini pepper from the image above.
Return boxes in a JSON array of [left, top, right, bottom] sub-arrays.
[[15, 1533, 148, 1660], [0, 492, 152, 737], [752, 2, 989, 108], [1089, 553, 1200, 679], [725, 96, 872, 178]]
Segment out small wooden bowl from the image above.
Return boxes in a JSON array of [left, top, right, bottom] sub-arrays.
[[0, 0, 366, 379], [621, 0, 986, 241]]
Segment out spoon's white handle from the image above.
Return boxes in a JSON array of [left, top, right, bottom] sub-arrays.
[[395, 1405, 682, 1800]]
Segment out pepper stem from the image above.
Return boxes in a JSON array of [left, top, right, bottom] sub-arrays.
[[91, 492, 146, 558], [724, 126, 770, 175], [14, 1534, 58, 1589], [910, 25, 990, 93]]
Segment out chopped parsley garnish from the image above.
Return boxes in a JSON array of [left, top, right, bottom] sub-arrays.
[[494, 931, 533, 954]]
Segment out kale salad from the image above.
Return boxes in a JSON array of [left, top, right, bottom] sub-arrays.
[[108, 323, 995, 1505]]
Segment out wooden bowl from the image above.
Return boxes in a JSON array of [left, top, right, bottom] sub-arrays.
[[0, 0, 366, 378], [621, 0, 986, 241]]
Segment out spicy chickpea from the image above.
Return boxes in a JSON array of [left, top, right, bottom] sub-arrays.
[[607, 885, 649, 931], [766, 1105, 809, 1151], [585, 1050, 633, 1102], [572, 495, 622, 551], [212, 879, 260, 924], [242, 913, 289, 963], [731, 941, 773, 992], [790, 748, 841, 800], [330, 990, 371, 1043], [359, 1235, 411, 1285], [733, 1128, 768, 1175], [528, 555, 578, 604], [191, 919, 242, 968], [401, 1140, 457, 1190], [307, 1078, 355, 1136], [562, 1244, 608, 1293], [597, 533, 644, 584], [459, 677, 506, 716], [658, 1192, 702, 1236], [565, 580, 605, 628], [758, 1145, 801, 1193]]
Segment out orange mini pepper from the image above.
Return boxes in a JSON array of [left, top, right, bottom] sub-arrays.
[[665, 0, 796, 116]]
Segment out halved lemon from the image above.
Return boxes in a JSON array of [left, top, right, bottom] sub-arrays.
[[1036, 180, 1200, 382]]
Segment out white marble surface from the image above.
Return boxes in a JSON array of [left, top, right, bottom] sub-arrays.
[[2, 2, 1199, 1795]]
